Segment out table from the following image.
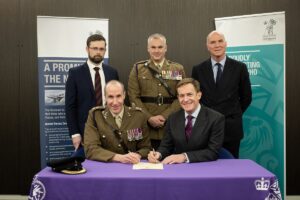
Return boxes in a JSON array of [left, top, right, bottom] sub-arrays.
[[28, 159, 282, 200]]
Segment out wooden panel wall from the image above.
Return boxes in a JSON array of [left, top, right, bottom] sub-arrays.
[[0, 0, 299, 195]]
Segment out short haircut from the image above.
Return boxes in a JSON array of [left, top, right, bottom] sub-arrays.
[[176, 78, 200, 93], [147, 33, 167, 46], [86, 34, 106, 47], [105, 80, 125, 95], [206, 30, 226, 43]]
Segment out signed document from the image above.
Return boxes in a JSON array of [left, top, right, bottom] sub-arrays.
[[133, 162, 164, 170]]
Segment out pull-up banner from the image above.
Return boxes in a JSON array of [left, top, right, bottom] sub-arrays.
[[215, 12, 285, 199], [37, 16, 109, 167]]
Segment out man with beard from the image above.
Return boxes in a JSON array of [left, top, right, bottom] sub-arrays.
[[66, 34, 119, 154]]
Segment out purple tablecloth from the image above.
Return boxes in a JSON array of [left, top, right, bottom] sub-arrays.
[[28, 159, 281, 200]]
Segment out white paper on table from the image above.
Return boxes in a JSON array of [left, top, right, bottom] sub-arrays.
[[132, 162, 164, 170]]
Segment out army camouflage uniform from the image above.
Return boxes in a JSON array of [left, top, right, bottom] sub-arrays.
[[84, 105, 151, 162], [128, 59, 186, 141]]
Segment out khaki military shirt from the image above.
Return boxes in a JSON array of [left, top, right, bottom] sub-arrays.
[[84, 106, 151, 162], [128, 59, 186, 140]]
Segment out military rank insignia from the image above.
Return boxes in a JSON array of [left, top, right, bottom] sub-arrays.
[[127, 128, 143, 141]]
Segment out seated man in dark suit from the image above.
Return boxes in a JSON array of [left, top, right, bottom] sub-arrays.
[[148, 78, 224, 164]]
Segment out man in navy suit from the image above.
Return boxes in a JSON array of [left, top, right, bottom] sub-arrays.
[[148, 78, 224, 163], [191, 31, 252, 158], [65, 34, 119, 151]]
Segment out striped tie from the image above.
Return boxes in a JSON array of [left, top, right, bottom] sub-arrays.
[[94, 67, 102, 106]]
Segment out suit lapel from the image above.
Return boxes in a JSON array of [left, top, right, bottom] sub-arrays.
[[179, 112, 187, 144], [217, 57, 232, 90], [83, 63, 95, 97], [102, 64, 109, 83], [119, 106, 130, 130], [105, 108, 119, 130], [203, 59, 216, 89], [149, 61, 160, 73], [173, 110, 187, 144], [189, 107, 207, 143]]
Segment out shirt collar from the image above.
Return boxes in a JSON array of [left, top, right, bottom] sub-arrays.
[[153, 58, 165, 68], [211, 56, 226, 68], [87, 59, 103, 71], [185, 104, 201, 119]]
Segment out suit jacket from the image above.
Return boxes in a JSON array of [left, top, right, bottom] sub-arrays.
[[191, 57, 252, 141], [84, 106, 151, 162], [158, 106, 225, 162], [65, 62, 119, 137]]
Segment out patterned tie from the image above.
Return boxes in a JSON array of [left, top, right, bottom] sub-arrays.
[[94, 67, 102, 106], [216, 63, 222, 86], [185, 115, 194, 140]]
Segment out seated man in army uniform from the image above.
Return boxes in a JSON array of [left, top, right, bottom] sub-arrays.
[[84, 80, 151, 164]]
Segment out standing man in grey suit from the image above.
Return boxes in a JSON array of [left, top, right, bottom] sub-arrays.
[[191, 31, 252, 158], [65, 34, 119, 153], [148, 78, 224, 164]]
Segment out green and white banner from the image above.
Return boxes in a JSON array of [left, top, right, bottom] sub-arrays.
[[215, 12, 285, 199]]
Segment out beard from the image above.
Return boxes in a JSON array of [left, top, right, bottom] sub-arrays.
[[89, 55, 103, 64]]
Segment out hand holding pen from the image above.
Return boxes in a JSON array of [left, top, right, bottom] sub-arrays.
[[147, 148, 161, 163]]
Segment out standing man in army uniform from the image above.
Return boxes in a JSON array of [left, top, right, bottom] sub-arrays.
[[84, 80, 151, 164], [128, 33, 186, 149]]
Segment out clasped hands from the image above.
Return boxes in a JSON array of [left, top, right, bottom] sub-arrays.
[[112, 152, 142, 164], [148, 115, 165, 128]]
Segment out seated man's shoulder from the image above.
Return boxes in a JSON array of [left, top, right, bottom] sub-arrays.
[[90, 106, 105, 114]]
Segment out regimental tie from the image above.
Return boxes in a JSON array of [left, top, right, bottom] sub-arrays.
[[215, 63, 223, 86], [185, 115, 194, 141], [94, 67, 102, 106]]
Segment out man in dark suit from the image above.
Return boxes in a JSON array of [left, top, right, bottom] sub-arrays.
[[148, 78, 224, 164], [65, 34, 119, 151], [191, 31, 252, 158]]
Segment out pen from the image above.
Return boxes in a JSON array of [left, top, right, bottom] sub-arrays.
[[152, 148, 156, 156], [152, 148, 159, 163]]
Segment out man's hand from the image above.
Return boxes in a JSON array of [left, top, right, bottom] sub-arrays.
[[162, 154, 186, 164], [72, 135, 82, 149], [147, 150, 161, 163], [112, 152, 141, 164], [148, 115, 165, 128]]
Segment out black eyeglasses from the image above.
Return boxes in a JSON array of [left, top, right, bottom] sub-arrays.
[[89, 47, 106, 51]]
